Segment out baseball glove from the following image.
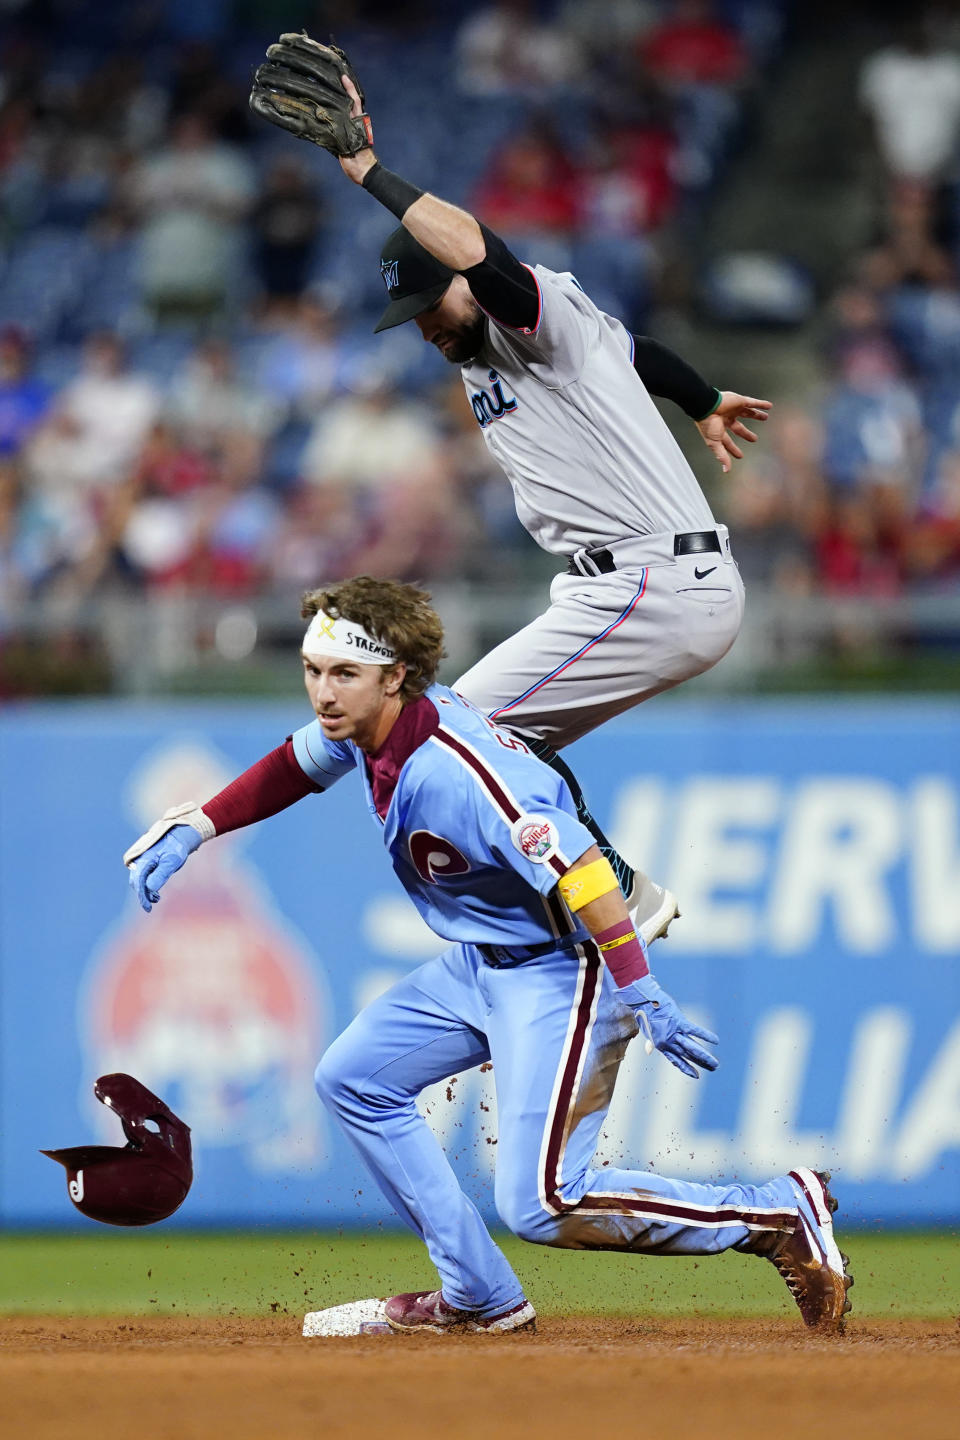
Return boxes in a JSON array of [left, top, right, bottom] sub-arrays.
[[249, 32, 373, 156]]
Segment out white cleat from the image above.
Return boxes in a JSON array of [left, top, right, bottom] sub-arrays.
[[628, 873, 680, 946]]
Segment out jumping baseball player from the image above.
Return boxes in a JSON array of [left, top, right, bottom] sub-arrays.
[[248, 36, 773, 947], [124, 577, 852, 1334]]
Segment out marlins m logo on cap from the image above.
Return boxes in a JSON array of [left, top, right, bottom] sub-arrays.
[[374, 227, 455, 333]]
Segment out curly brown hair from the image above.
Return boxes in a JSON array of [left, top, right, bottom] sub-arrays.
[[301, 575, 446, 701]]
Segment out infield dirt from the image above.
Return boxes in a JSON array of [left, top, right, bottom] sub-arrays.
[[2, 1315, 956, 1440]]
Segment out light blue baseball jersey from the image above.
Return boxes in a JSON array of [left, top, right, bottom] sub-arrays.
[[291, 684, 595, 949]]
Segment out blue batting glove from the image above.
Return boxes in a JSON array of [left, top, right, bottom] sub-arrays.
[[127, 825, 202, 913], [618, 975, 719, 1079]]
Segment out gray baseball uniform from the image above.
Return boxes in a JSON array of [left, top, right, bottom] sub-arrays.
[[454, 265, 745, 748]]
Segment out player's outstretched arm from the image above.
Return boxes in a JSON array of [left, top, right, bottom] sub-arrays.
[[123, 740, 323, 912], [631, 334, 721, 419], [341, 75, 538, 325], [337, 74, 487, 270], [249, 36, 538, 318], [248, 35, 485, 268], [557, 848, 719, 1078], [629, 337, 771, 471]]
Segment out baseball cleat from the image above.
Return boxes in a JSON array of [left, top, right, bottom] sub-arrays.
[[627, 874, 680, 946], [383, 1290, 536, 1334], [768, 1169, 853, 1332]]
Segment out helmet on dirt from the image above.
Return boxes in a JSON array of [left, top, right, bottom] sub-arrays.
[[42, 1073, 192, 1226]]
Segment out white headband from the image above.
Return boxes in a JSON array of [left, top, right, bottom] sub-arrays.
[[302, 610, 397, 666]]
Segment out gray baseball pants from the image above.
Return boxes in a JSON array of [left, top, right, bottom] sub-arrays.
[[456, 533, 745, 748]]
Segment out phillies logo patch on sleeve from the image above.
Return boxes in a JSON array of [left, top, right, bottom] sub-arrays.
[[510, 814, 559, 864]]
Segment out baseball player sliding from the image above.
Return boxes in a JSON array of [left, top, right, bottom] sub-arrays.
[[248, 35, 773, 948], [125, 577, 852, 1333]]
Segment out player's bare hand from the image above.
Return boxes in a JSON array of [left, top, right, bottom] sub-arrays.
[[338, 74, 377, 184], [695, 392, 772, 474]]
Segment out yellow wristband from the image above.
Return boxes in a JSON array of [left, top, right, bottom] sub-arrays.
[[558, 857, 619, 912], [598, 930, 638, 952]]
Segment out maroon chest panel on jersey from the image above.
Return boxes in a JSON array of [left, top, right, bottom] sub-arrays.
[[365, 695, 440, 819]]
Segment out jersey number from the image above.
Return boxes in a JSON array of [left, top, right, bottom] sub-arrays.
[[491, 728, 528, 753], [409, 831, 471, 885], [482, 712, 529, 754], [451, 692, 531, 755]]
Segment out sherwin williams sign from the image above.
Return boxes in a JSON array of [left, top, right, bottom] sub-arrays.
[[0, 699, 957, 1226]]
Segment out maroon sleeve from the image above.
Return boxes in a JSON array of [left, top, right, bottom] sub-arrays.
[[201, 737, 321, 835]]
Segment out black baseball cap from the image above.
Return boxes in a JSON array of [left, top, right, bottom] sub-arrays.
[[374, 227, 455, 333]]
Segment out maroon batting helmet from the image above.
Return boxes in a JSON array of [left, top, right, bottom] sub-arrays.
[[42, 1073, 192, 1226]]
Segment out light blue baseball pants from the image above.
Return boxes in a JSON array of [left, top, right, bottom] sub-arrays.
[[315, 940, 799, 1317]]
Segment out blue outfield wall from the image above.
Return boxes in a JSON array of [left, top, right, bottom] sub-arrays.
[[1, 698, 958, 1229]]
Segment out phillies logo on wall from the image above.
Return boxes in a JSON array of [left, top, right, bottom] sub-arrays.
[[81, 743, 329, 1175], [511, 814, 559, 863]]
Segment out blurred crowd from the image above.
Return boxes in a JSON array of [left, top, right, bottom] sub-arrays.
[[0, 0, 786, 638], [727, 8, 960, 606], [0, 318, 510, 616]]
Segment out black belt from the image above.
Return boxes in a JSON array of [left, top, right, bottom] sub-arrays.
[[478, 937, 570, 968], [567, 530, 722, 576]]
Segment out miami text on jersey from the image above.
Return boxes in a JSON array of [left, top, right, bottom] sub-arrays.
[[470, 370, 518, 428]]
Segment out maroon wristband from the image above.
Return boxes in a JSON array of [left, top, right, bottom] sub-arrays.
[[593, 918, 649, 986]]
